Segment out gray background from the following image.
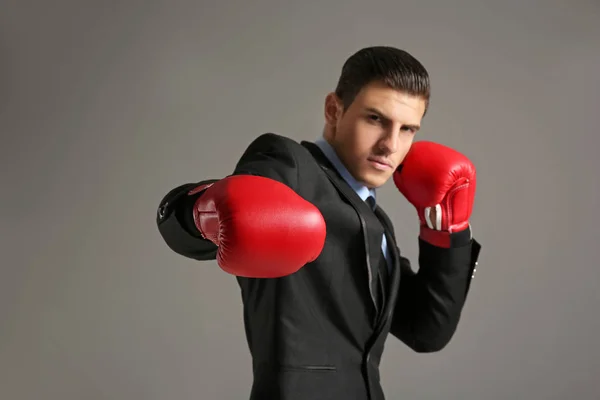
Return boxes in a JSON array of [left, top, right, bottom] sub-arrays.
[[1, 0, 599, 399]]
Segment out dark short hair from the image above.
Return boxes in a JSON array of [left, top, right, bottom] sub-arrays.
[[334, 46, 430, 114]]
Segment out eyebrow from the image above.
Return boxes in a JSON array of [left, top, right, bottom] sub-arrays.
[[364, 107, 421, 131]]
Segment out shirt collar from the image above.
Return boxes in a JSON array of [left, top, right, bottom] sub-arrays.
[[314, 137, 376, 204]]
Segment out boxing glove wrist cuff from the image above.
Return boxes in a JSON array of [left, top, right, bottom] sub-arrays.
[[420, 224, 472, 248], [188, 182, 218, 241]]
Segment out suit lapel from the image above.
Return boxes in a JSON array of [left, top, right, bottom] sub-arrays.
[[301, 141, 387, 317]]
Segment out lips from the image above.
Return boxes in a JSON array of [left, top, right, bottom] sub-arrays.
[[368, 157, 392, 168]]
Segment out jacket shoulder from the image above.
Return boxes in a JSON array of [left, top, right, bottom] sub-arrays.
[[233, 133, 318, 193], [247, 132, 308, 156]]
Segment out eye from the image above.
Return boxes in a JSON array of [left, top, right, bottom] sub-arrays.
[[367, 114, 381, 123], [401, 126, 416, 134]]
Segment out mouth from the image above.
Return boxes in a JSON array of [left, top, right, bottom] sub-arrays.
[[367, 157, 393, 170]]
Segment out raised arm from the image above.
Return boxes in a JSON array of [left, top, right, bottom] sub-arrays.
[[388, 140, 482, 352]]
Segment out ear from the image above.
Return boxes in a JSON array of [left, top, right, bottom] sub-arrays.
[[324, 92, 342, 125]]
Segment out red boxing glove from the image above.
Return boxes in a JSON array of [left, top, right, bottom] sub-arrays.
[[188, 175, 326, 278], [393, 141, 476, 248]]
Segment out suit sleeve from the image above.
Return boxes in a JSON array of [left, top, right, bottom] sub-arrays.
[[155, 133, 300, 261], [389, 228, 482, 352]]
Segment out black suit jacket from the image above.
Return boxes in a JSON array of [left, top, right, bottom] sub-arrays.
[[156, 133, 482, 400]]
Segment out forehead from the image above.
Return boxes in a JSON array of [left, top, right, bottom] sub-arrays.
[[352, 81, 426, 121]]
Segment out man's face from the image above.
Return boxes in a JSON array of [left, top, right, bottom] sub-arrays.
[[324, 81, 426, 188]]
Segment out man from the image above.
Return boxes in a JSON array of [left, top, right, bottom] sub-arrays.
[[156, 46, 481, 400]]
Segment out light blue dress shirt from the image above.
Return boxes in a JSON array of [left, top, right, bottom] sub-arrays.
[[314, 137, 392, 270]]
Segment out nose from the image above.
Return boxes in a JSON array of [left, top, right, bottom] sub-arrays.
[[380, 130, 399, 153]]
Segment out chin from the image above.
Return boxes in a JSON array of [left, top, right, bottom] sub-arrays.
[[366, 180, 387, 189], [360, 173, 390, 189]]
